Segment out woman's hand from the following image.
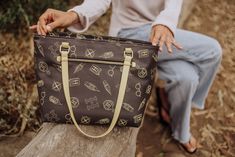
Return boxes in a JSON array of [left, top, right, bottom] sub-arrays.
[[150, 25, 182, 53], [30, 9, 79, 35]]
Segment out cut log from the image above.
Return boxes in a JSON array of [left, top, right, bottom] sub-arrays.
[[16, 123, 140, 157]]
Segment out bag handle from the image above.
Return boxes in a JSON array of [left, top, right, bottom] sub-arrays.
[[60, 42, 133, 138]]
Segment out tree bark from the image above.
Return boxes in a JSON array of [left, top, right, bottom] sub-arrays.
[[16, 123, 140, 157]]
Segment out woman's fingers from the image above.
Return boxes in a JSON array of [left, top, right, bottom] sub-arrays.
[[47, 19, 62, 31], [38, 9, 54, 34], [30, 9, 80, 35], [166, 36, 173, 53], [172, 40, 183, 50], [36, 22, 41, 35], [150, 25, 183, 53], [166, 35, 180, 53], [29, 25, 37, 31], [46, 25, 52, 32], [39, 17, 48, 35], [158, 34, 166, 52], [152, 31, 161, 46]]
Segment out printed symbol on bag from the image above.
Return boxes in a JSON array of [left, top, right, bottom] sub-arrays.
[[138, 98, 146, 111], [70, 45, 77, 57], [152, 53, 158, 62], [81, 116, 91, 124], [115, 84, 119, 89], [118, 119, 128, 126], [103, 80, 112, 95], [48, 32, 57, 37], [40, 91, 46, 106], [135, 83, 142, 97], [45, 110, 60, 122], [73, 63, 85, 74], [38, 80, 44, 87], [65, 31, 73, 37], [116, 42, 121, 47], [133, 114, 143, 123], [137, 49, 149, 58], [52, 64, 61, 72], [35, 41, 45, 57], [39, 61, 51, 75], [85, 49, 95, 58], [120, 66, 123, 72], [107, 39, 116, 43], [85, 96, 99, 111], [48, 42, 60, 57], [52, 81, 62, 92], [93, 36, 103, 40], [126, 86, 131, 92], [76, 34, 86, 39], [99, 51, 114, 59], [137, 68, 148, 79], [115, 84, 131, 92], [146, 85, 152, 94], [108, 65, 116, 77], [49, 95, 63, 105], [95, 118, 110, 124], [122, 103, 134, 113], [150, 67, 156, 80], [84, 81, 100, 92], [65, 113, 72, 124], [69, 78, 80, 87], [103, 100, 114, 111], [89, 65, 102, 76], [71, 97, 80, 108]]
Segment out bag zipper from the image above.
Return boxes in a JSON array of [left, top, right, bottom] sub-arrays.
[[57, 56, 136, 68]]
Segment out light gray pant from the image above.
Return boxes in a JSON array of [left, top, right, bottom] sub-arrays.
[[117, 24, 222, 143]]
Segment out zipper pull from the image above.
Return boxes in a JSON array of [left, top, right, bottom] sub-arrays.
[[124, 48, 136, 68]]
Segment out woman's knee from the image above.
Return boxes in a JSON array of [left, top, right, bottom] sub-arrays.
[[176, 73, 199, 88], [206, 37, 223, 62]]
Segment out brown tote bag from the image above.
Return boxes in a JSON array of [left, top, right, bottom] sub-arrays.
[[34, 32, 158, 138]]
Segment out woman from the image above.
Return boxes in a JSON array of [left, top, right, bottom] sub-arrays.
[[30, 0, 222, 153]]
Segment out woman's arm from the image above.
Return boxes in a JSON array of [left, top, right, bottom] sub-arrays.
[[153, 0, 183, 36], [68, 0, 111, 33], [30, 0, 111, 35], [151, 0, 183, 53]]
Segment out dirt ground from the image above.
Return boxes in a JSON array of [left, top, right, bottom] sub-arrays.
[[0, 0, 234, 157], [136, 0, 235, 157]]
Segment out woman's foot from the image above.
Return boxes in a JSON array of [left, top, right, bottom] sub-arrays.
[[160, 106, 171, 124], [179, 136, 198, 154], [156, 87, 171, 125]]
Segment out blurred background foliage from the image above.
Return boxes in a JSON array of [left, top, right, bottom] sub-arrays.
[[0, 0, 84, 136], [0, 0, 83, 35]]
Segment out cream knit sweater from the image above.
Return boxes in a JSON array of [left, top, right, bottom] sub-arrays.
[[68, 0, 183, 36]]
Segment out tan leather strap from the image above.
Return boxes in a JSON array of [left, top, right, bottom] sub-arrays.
[[60, 43, 133, 138]]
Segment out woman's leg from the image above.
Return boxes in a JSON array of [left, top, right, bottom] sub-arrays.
[[161, 29, 222, 109], [157, 60, 199, 143], [117, 24, 222, 143]]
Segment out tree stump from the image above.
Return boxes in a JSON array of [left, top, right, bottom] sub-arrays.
[[16, 123, 140, 157]]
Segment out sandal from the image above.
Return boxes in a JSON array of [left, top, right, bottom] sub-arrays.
[[156, 87, 171, 125], [178, 136, 198, 154]]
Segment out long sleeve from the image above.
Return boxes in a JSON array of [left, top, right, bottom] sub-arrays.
[[152, 0, 183, 36], [67, 0, 111, 33]]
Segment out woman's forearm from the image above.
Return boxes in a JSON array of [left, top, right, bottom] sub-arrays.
[[68, 0, 112, 33], [152, 0, 183, 36]]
